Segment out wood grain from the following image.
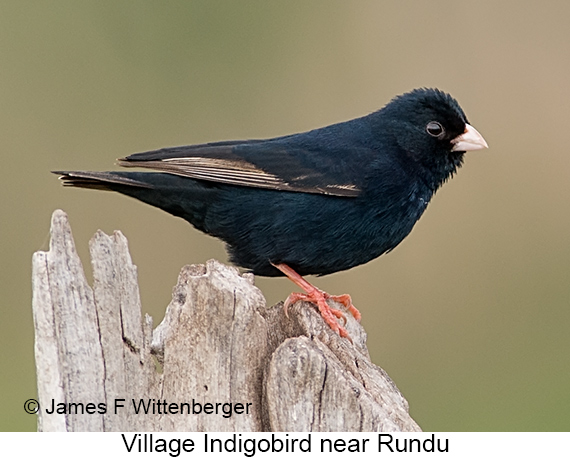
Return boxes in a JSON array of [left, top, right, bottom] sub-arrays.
[[31, 210, 420, 432]]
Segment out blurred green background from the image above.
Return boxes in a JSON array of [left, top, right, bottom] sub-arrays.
[[1, 1, 569, 432]]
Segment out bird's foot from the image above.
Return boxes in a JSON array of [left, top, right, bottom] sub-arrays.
[[326, 293, 362, 322], [284, 290, 351, 340], [273, 262, 361, 341]]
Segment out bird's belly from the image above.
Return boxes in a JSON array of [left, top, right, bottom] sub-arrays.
[[208, 187, 427, 277]]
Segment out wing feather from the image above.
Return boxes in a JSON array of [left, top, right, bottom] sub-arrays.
[[118, 140, 364, 197]]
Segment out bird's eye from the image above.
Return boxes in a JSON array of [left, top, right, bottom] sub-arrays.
[[426, 121, 445, 138]]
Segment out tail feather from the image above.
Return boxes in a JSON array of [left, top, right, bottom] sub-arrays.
[[52, 171, 154, 190], [53, 170, 221, 231]]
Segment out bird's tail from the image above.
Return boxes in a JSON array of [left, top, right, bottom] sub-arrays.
[[52, 170, 219, 231], [52, 171, 154, 191]]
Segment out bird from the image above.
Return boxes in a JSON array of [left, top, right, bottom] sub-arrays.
[[54, 88, 488, 340]]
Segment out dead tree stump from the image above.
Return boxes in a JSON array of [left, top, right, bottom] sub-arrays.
[[31, 209, 421, 432]]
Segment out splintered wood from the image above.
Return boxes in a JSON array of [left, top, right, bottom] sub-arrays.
[[31, 210, 420, 432]]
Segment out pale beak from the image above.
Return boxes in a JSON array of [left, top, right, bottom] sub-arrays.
[[451, 124, 488, 152]]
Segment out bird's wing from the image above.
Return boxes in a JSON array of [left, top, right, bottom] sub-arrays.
[[118, 138, 370, 197]]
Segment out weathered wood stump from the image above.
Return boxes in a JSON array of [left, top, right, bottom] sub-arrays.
[[31, 210, 421, 432]]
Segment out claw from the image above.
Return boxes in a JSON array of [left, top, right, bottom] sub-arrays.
[[273, 262, 361, 341], [329, 293, 361, 322]]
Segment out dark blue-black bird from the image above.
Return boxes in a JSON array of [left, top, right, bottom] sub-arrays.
[[55, 88, 488, 339]]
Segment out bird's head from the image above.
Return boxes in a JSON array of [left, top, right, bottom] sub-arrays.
[[378, 88, 488, 190]]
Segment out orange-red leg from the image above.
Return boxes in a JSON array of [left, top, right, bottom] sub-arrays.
[[272, 263, 362, 340]]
